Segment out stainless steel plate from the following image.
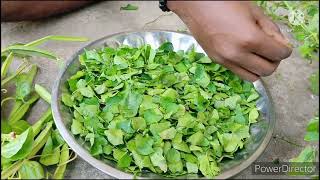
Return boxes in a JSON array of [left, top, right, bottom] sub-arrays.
[[52, 30, 275, 179]]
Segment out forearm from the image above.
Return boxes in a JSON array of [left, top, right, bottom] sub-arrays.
[[1, 1, 94, 22]]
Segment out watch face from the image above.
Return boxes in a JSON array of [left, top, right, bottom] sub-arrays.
[[159, 0, 170, 12]]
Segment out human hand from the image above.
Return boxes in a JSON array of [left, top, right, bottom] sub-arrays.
[[168, 1, 292, 81]]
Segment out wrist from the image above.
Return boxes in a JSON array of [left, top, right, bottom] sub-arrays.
[[167, 1, 180, 13]]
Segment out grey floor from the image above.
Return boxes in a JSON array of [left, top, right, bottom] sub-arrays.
[[1, 1, 319, 179]]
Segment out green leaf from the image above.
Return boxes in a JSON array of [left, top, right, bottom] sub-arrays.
[[166, 148, 183, 173], [160, 127, 176, 140], [94, 84, 107, 95], [121, 89, 143, 117], [52, 129, 65, 146], [2, 45, 58, 60], [211, 139, 222, 157], [158, 42, 174, 52], [1, 120, 12, 134], [304, 116, 319, 142], [39, 135, 60, 166], [249, 108, 259, 123], [120, 4, 139, 11], [150, 122, 171, 137], [187, 131, 205, 146], [132, 150, 155, 171], [15, 65, 37, 101], [290, 146, 316, 162], [103, 145, 113, 155], [78, 86, 95, 98], [105, 129, 124, 146], [131, 117, 146, 131], [25, 35, 88, 47], [219, 133, 242, 153], [247, 92, 260, 102], [10, 120, 31, 135], [304, 132, 319, 142], [186, 162, 198, 173], [148, 48, 156, 63], [135, 135, 154, 155], [143, 109, 163, 125], [71, 119, 84, 135], [78, 103, 99, 118], [198, 56, 212, 63], [117, 152, 132, 168], [177, 113, 196, 128], [90, 135, 108, 156], [114, 56, 129, 69], [18, 160, 44, 179], [194, 64, 210, 88], [1, 128, 34, 160], [172, 141, 190, 153], [199, 155, 220, 178], [224, 95, 241, 110], [117, 119, 135, 134], [61, 93, 74, 107], [150, 147, 167, 172], [1, 52, 14, 78]]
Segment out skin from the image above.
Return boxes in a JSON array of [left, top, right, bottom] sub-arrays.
[[1, 1, 292, 82], [1, 1, 94, 21]]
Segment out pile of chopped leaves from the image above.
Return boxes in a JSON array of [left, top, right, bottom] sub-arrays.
[[61, 42, 260, 178]]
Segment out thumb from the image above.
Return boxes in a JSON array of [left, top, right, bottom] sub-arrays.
[[250, 3, 291, 47], [258, 17, 291, 47]]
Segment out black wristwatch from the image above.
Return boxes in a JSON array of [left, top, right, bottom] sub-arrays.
[[159, 0, 170, 12]]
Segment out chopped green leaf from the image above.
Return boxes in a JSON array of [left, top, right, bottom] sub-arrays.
[[120, 4, 139, 11], [105, 129, 124, 146]]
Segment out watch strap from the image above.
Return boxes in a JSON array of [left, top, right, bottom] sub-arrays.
[[159, 0, 170, 12]]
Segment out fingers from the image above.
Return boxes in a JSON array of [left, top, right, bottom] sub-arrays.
[[248, 30, 292, 62], [218, 59, 259, 82], [235, 52, 280, 76], [256, 14, 290, 46], [247, 4, 292, 61], [249, 2, 285, 39], [257, 18, 289, 45]]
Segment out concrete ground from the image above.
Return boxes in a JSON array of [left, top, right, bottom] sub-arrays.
[[1, 1, 319, 179]]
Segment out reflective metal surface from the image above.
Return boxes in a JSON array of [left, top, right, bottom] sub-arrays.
[[52, 30, 275, 179]]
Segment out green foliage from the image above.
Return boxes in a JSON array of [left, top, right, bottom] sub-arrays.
[[304, 116, 319, 142], [1, 35, 87, 179], [290, 146, 316, 163], [63, 42, 261, 178], [289, 116, 319, 177], [1, 128, 34, 161], [18, 160, 45, 179]]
